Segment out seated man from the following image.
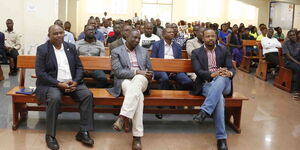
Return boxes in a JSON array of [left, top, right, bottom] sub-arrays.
[[242, 28, 258, 56], [109, 25, 132, 51], [35, 25, 94, 150], [282, 30, 300, 99], [76, 25, 107, 88], [191, 28, 236, 150], [171, 23, 187, 48], [54, 19, 75, 44], [261, 28, 281, 74], [0, 31, 5, 80], [4, 19, 21, 76], [139, 22, 160, 49], [151, 27, 193, 90], [107, 23, 122, 45], [107, 29, 153, 150], [78, 18, 104, 42]]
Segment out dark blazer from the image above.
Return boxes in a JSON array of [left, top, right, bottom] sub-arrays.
[[151, 39, 182, 59], [107, 44, 152, 97], [35, 41, 84, 102], [191, 45, 236, 95], [0, 32, 6, 63]]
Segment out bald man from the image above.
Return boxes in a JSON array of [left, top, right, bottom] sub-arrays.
[[35, 25, 94, 150]]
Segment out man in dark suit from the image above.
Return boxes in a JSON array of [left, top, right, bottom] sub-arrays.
[[151, 27, 193, 90], [107, 29, 153, 150], [35, 25, 94, 150], [191, 28, 236, 150]]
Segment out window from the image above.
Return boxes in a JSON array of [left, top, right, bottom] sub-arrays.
[[142, 0, 173, 24]]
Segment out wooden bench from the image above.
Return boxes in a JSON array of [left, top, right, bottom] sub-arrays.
[[7, 55, 248, 133], [239, 40, 259, 73], [273, 47, 293, 92], [255, 42, 268, 81]]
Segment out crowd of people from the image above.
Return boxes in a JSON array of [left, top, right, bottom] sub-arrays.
[[1, 13, 300, 150]]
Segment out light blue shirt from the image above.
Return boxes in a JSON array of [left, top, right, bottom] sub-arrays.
[[64, 31, 75, 44]]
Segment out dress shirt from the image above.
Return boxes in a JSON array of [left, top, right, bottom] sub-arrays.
[[261, 37, 282, 55], [76, 39, 105, 56], [64, 31, 75, 44], [164, 41, 174, 59], [4, 30, 21, 50], [53, 44, 72, 82], [125, 45, 140, 72]]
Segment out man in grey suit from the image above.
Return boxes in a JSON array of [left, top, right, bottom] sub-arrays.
[[107, 29, 153, 150], [109, 25, 132, 51]]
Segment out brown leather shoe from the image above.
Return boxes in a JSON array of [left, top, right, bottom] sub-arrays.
[[132, 136, 142, 150], [112, 115, 131, 132]]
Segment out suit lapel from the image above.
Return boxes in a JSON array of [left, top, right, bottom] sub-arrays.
[[47, 41, 58, 70], [160, 40, 165, 58], [135, 46, 144, 70], [215, 46, 221, 67], [200, 47, 208, 71], [63, 42, 73, 67], [121, 45, 131, 67]]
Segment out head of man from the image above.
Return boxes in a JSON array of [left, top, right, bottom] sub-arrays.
[[48, 25, 64, 46], [64, 21, 71, 32], [84, 25, 96, 40], [170, 23, 178, 36], [144, 22, 153, 37], [244, 28, 250, 36], [139, 25, 145, 35], [6, 19, 14, 31], [192, 25, 200, 36], [156, 19, 161, 26], [95, 17, 101, 27], [122, 25, 133, 39], [103, 19, 109, 28], [203, 29, 217, 48], [275, 27, 282, 34], [113, 24, 121, 36], [287, 30, 297, 42], [163, 27, 174, 41], [267, 28, 273, 38], [87, 18, 97, 29], [196, 27, 205, 42], [54, 19, 64, 29], [126, 29, 141, 50]]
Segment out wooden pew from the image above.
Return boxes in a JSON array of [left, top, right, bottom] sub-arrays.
[[273, 47, 293, 92], [7, 55, 248, 133], [255, 42, 268, 81], [239, 40, 259, 73]]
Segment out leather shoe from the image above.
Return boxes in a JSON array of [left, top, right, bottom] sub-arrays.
[[132, 136, 142, 150], [193, 109, 209, 123], [76, 131, 94, 146], [113, 115, 131, 132], [45, 135, 59, 150], [217, 139, 228, 150]]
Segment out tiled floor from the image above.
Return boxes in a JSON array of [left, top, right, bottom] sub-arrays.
[[0, 65, 300, 150]]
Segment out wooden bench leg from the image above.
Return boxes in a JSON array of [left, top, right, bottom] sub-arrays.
[[274, 67, 293, 92], [225, 107, 242, 133], [0, 65, 4, 81], [255, 60, 268, 81], [12, 99, 28, 130], [238, 57, 251, 73]]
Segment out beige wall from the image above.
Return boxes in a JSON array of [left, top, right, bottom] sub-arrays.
[[0, 0, 58, 55]]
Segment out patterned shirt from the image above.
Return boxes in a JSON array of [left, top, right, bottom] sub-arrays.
[[173, 35, 186, 47], [205, 45, 217, 72], [125, 45, 140, 71]]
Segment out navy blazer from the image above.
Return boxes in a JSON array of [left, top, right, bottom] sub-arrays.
[[190, 45, 236, 96], [35, 41, 84, 102], [151, 39, 182, 59]]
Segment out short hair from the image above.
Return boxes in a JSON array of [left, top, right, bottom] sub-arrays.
[[64, 21, 71, 26], [162, 27, 173, 34], [203, 28, 216, 36], [6, 19, 13, 23], [48, 24, 63, 34]]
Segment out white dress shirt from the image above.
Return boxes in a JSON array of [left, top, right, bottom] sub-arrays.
[[164, 41, 174, 59], [53, 44, 72, 82], [261, 37, 282, 55]]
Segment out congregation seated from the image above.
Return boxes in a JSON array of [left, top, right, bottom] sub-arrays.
[[261, 28, 282, 75], [282, 30, 300, 98], [242, 28, 258, 56], [256, 26, 267, 41], [76, 25, 107, 88]]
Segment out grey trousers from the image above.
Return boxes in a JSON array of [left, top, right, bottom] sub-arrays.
[[46, 84, 94, 137]]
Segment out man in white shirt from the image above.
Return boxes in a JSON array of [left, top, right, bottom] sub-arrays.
[[99, 19, 113, 38], [4, 19, 21, 76], [261, 28, 282, 69], [139, 22, 160, 49], [35, 25, 94, 150]]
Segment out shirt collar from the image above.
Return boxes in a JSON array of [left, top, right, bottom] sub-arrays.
[[204, 44, 216, 52], [124, 43, 136, 52], [164, 40, 173, 47], [5, 30, 14, 33]]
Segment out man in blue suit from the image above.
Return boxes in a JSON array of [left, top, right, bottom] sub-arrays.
[[35, 25, 94, 150], [151, 27, 193, 90]]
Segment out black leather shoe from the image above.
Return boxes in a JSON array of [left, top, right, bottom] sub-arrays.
[[193, 109, 209, 123], [76, 131, 94, 146], [155, 113, 163, 119], [45, 135, 59, 150], [217, 139, 228, 150]]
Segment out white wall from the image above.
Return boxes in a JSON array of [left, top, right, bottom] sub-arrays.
[[0, 0, 58, 55]]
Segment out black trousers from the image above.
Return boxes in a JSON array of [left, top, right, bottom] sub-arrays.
[[265, 52, 279, 68], [6, 48, 19, 69], [285, 61, 300, 92], [46, 84, 94, 137]]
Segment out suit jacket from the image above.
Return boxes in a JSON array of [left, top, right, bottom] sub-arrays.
[[109, 38, 124, 52], [190, 45, 236, 96], [35, 41, 84, 102], [151, 39, 182, 59], [107, 44, 152, 97]]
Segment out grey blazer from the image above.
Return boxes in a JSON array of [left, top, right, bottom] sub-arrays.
[[109, 38, 124, 51], [107, 44, 152, 97]]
